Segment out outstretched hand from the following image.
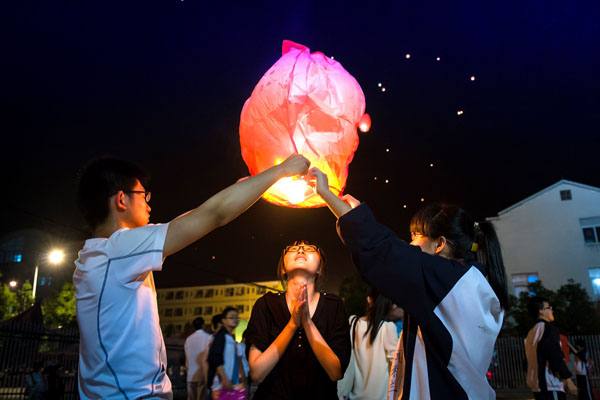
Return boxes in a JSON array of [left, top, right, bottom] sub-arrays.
[[307, 167, 330, 195], [279, 154, 311, 177]]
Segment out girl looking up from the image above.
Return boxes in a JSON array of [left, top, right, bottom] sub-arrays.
[[310, 168, 508, 400]]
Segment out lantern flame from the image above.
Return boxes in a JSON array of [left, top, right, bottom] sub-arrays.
[[358, 113, 371, 133]]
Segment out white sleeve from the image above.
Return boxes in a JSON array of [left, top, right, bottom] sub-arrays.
[[383, 322, 399, 367], [106, 223, 169, 284]]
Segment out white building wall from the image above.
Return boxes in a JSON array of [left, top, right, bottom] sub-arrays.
[[488, 181, 600, 297]]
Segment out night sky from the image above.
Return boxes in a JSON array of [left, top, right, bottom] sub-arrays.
[[1, 1, 599, 292]]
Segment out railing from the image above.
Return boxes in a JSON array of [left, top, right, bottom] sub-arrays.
[[0, 322, 187, 399], [2, 321, 598, 398]]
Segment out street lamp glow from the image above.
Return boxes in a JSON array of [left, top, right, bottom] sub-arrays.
[[9, 280, 17, 288], [48, 249, 65, 264]]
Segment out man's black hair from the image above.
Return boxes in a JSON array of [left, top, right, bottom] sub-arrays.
[[77, 157, 149, 230], [528, 296, 549, 319], [193, 317, 204, 331], [221, 306, 238, 319]]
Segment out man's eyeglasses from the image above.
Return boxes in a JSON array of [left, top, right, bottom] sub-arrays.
[[285, 245, 318, 253], [542, 305, 553, 311], [126, 190, 151, 203]]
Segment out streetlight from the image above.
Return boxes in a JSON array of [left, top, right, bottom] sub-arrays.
[[9, 280, 17, 288], [32, 249, 65, 300]]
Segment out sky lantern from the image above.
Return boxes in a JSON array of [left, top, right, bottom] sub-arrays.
[[239, 40, 367, 207]]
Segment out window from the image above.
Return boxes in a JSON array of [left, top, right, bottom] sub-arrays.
[[13, 254, 22, 263], [236, 305, 244, 313], [166, 291, 174, 300], [560, 190, 572, 201], [580, 217, 600, 244], [589, 268, 600, 300], [195, 290, 203, 298], [512, 273, 539, 297], [165, 308, 173, 317], [205, 289, 214, 298], [224, 288, 234, 297], [257, 287, 266, 295], [194, 307, 202, 315], [175, 325, 182, 333], [40, 277, 46, 286], [175, 291, 184, 299], [174, 308, 183, 316], [204, 306, 213, 315], [234, 287, 245, 296]]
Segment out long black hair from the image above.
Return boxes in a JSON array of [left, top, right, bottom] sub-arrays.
[[351, 287, 393, 346], [410, 203, 509, 309]]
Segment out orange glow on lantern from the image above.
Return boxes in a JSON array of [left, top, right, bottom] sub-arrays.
[[239, 41, 367, 208]]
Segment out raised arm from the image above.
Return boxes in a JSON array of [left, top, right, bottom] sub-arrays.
[[163, 154, 310, 257]]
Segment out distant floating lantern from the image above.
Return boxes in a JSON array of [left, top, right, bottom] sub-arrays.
[[358, 113, 371, 132], [385, 179, 389, 183], [378, 82, 382, 87], [430, 163, 434, 167], [470, 75, 476, 81], [457, 110, 464, 115], [436, 57, 441, 61], [239, 40, 367, 208], [405, 53, 411, 59], [421, 198, 425, 202], [381, 87, 386, 92], [403, 205, 407, 208]]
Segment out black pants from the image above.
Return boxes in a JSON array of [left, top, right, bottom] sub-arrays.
[[577, 374, 593, 400], [534, 391, 566, 400]]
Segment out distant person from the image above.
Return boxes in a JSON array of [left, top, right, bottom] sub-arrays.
[[310, 167, 509, 399], [337, 287, 397, 400], [569, 339, 593, 400], [388, 303, 404, 337], [211, 313, 223, 335], [245, 240, 351, 399], [207, 307, 249, 398], [73, 154, 309, 399], [185, 317, 211, 400], [25, 361, 46, 400], [525, 297, 577, 399]]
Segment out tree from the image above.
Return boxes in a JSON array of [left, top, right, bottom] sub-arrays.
[[339, 270, 369, 317], [15, 279, 33, 314], [42, 282, 77, 328], [0, 273, 18, 321]]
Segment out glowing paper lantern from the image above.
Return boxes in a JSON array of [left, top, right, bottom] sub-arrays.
[[239, 40, 367, 207]]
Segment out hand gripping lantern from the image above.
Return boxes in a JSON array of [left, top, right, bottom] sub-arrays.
[[239, 40, 368, 207]]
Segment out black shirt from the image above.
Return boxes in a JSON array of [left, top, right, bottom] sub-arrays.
[[245, 291, 351, 399]]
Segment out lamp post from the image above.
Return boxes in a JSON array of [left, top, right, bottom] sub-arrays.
[[32, 249, 65, 300]]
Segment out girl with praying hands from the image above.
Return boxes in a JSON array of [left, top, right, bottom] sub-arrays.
[[245, 241, 351, 399]]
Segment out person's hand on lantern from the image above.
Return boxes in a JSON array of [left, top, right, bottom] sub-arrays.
[[307, 167, 330, 196], [309, 167, 354, 219], [278, 153, 311, 178]]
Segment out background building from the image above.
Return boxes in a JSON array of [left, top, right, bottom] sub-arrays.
[[488, 180, 600, 299], [157, 280, 284, 340]]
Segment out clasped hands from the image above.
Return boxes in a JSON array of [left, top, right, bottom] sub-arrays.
[[289, 284, 311, 330]]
